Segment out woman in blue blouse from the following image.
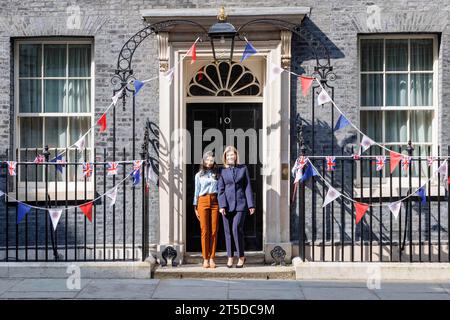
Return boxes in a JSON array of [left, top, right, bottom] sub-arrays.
[[193, 151, 220, 268]]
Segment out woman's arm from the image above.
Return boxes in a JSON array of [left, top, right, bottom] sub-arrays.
[[217, 172, 228, 210], [193, 173, 200, 206], [244, 166, 255, 209]]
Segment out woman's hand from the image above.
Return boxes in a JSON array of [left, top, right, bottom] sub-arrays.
[[219, 208, 226, 216], [249, 208, 255, 215], [195, 207, 200, 221]]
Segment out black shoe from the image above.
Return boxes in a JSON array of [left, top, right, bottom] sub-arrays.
[[236, 257, 246, 268]]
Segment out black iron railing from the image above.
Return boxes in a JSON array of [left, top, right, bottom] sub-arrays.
[[0, 146, 150, 262], [296, 145, 450, 262]]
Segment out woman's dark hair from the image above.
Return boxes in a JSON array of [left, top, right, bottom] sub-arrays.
[[199, 151, 220, 180]]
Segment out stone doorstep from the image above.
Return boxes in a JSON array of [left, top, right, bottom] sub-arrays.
[[154, 265, 296, 280], [0, 259, 156, 279], [293, 259, 450, 281], [183, 251, 266, 265]]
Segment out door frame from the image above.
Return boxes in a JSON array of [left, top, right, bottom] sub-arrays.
[[157, 39, 292, 264]]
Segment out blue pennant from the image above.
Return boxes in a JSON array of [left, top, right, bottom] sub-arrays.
[[50, 155, 64, 173], [133, 80, 145, 96], [241, 42, 258, 62], [300, 163, 318, 183], [334, 114, 350, 131], [17, 203, 31, 224], [416, 187, 426, 205], [132, 169, 141, 185]]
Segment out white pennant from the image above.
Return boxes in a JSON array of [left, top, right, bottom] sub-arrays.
[[388, 201, 402, 220], [112, 89, 123, 106], [294, 168, 302, 184], [74, 136, 85, 151], [317, 89, 332, 105], [437, 161, 448, 176], [48, 209, 63, 231], [106, 186, 118, 208], [147, 164, 158, 186], [322, 186, 341, 207], [268, 63, 284, 83], [360, 135, 375, 153], [164, 67, 175, 85], [0, 190, 4, 202]]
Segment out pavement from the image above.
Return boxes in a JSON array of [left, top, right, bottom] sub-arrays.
[[0, 278, 450, 300]]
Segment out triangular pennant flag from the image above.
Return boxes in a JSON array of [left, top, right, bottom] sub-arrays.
[[317, 88, 332, 105], [33, 155, 45, 164], [268, 63, 284, 83], [97, 114, 107, 132], [294, 168, 302, 184], [300, 75, 314, 97], [74, 136, 85, 151], [112, 89, 122, 106], [390, 150, 403, 174], [322, 187, 341, 208], [334, 114, 350, 131], [79, 202, 93, 222], [17, 203, 31, 224], [355, 202, 369, 224], [164, 67, 175, 85], [48, 209, 63, 231], [50, 155, 65, 173], [416, 187, 426, 205], [186, 43, 197, 64], [388, 201, 402, 220], [300, 163, 318, 183], [106, 186, 118, 208], [7, 161, 17, 176], [147, 164, 158, 186], [360, 135, 375, 153], [437, 161, 448, 176], [241, 42, 258, 62], [132, 80, 145, 96], [0, 190, 4, 199]]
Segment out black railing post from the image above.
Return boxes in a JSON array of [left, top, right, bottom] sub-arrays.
[[43, 145, 50, 261], [405, 141, 414, 262], [299, 140, 307, 262]]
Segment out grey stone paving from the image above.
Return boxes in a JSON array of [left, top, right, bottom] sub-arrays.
[[0, 278, 450, 300]]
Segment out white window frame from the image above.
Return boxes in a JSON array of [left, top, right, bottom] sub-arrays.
[[13, 38, 95, 201], [357, 34, 440, 194]]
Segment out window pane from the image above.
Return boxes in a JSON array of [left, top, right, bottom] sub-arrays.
[[69, 117, 91, 148], [68, 80, 91, 112], [411, 39, 433, 71], [410, 111, 432, 143], [69, 44, 91, 77], [411, 146, 430, 177], [385, 111, 407, 143], [20, 117, 43, 148], [45, 117, 67, 148], [44, 80, 66, 112], [361, 74, 383, 106], [411, 73, 433, 106], [19, 79, 41, 112], [44, 44, 66, 77], [360, 39, 383, 71], [386, 39, 408, 71], [19, 44, 41, 77], [360, 111, 382, 142], [19, 150, 43, 182], [386, 74, 408, 106]]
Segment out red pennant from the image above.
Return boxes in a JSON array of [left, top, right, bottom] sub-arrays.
[[79, 202, 93, 222], [97, 114, 107, 132], [355, 202, 369, 225], [390, 150, 403, 174], [187, 43, 196, 64], [300, 76, 314, 97]]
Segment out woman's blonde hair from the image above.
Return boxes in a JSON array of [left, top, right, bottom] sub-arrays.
[[222, 145, 240, 168]]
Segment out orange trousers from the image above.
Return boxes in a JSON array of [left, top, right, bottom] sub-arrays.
[[197, 193, 219, 259]]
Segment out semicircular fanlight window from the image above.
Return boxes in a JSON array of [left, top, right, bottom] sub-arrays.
[[188, 61, 261, 97]]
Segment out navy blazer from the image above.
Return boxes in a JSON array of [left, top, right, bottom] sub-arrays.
[[218, 164, 255, 212]]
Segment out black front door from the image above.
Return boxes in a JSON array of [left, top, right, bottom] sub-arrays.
[[186, 103, 263, 252]]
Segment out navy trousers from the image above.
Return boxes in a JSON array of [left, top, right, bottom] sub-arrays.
[[221, 211, 246, 258]]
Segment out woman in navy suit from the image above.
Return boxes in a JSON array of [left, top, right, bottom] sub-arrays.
[[218, 146, 255, 268]]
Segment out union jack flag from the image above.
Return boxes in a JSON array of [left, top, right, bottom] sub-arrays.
[[353, 149, 361, 160], [326, 156, 336, 171], [7, 161, 16, 176], [33, 155, 45, 164], [132, 160, 142, 185], [375, 156, 386, 171], [82, 162, 93, 178], [295, 156, 308, 170], [107, 162, 118, 175], [427, 156, 435, 167], [133, 160, 142, 172], [401, 156, 411, 171]]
